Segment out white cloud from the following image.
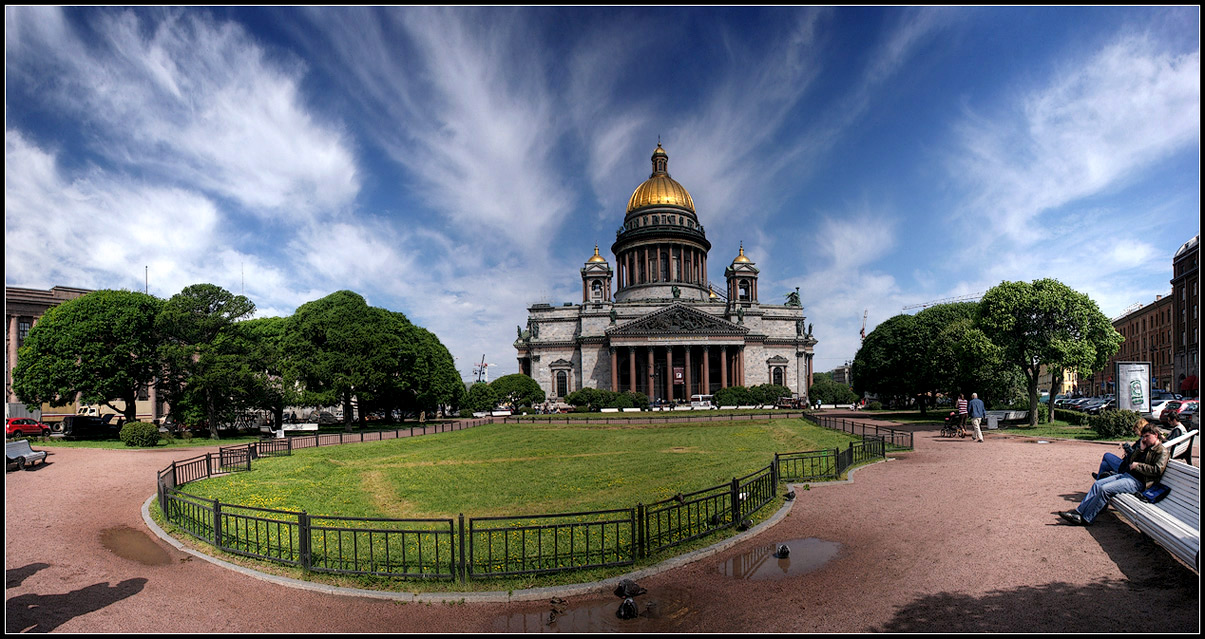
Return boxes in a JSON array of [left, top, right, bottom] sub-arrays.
[[7, 7, 359, 219], [953, 34, 1199, 246]]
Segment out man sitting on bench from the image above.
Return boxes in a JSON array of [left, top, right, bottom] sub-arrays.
[[1061, 422, 1169, 526]]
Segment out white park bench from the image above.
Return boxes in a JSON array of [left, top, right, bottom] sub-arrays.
[[6, 439, 48, 471], [1110, 429, 1199, 573]]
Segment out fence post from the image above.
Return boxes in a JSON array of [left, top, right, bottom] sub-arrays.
[[771, 454, 779, 488], [458, 513, 466, 583], [730, 477, 741, 523], [213, 499, 222, 548], [636, 503, 645, 559], [299, 510, 310, 572], [205, 452, 213, 479]]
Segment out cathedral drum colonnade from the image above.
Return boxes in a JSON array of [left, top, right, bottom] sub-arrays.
[[515, 143, 816, 404]]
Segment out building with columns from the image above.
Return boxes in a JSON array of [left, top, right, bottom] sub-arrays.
[[515, 143, 817, 403]]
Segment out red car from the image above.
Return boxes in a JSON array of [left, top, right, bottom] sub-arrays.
[[6, 417, 51, 438], [1159, 399, 1199, 425]]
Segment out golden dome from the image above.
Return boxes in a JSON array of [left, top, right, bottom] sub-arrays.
[[626, 143, 695, 214], [587, 245, 607, 263], [733, 244, 751, 263]]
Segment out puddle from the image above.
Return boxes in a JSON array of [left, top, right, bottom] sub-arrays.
[[100, 526, 172, 565], [718, 538, 841, 580], [494, 585, 695, 633]]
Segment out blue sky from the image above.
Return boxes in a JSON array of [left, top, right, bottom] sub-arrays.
[[5, 6, 1200, 380]]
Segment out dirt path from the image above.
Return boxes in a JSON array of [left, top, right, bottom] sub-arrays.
[[5, 416, 1199, 633]]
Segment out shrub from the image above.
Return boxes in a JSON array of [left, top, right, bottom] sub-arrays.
[[1090, 410, 1143, 440], [119, 421, 161, 447], [867, 400, 883, 411], [1055, 408, 1089, 425], [714, 386, 752, 406]]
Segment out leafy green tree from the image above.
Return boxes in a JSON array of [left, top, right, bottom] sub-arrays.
[[810, 372, 858, 405], [235, 316, 299, 429], [713, 385, 753, 406], [12, 290, 163, 423], [852, 314, 925, 408], [395, 323, 463, 419], [283, 291, 403, 431], [749, 383, 792, 405], [490, 373, 545, 409], [976, 279, 1123, 426], [464, 382, 498, 413], [157, 284, 256, 439]]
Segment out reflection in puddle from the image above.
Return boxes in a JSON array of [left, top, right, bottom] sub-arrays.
[[99, 526, 172, 565], [718, 538, 841, 580], [494, 585, 695, 633]]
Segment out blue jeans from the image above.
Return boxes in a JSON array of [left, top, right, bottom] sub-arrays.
[[1096, 453, 1122, 477], [1076, 472, 1143, 523]]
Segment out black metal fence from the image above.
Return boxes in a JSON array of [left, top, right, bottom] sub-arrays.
[[157, 414, 890, 583], [808, 414, 914, 450]]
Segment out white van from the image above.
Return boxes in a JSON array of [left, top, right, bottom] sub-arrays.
[[690, 394, 717, 409]]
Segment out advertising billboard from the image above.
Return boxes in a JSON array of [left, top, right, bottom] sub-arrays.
[[1115, 361, 1152, 413]]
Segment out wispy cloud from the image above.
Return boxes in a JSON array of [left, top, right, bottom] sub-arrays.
[[953, 34, 1199, 245], [6, 8, 359, 220]]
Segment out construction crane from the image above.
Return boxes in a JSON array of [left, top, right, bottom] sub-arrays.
[[860, 309, 868, 342], [902, 292, 985, 312]]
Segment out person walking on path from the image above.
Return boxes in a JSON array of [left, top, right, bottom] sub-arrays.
[[968, 393, 986, 442], [955, 394, 969, 438], [1060, 421, 1169, 525]]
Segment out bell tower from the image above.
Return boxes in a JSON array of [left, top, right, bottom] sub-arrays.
[[581, 245, 613, 303], [725, 243, 760, 306]]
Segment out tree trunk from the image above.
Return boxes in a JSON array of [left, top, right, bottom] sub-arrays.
[[1026, 370, 1039, 427], [1047, 371, 1064, 423], [207, 393, 220, 440], [343, 390, 354, 432]]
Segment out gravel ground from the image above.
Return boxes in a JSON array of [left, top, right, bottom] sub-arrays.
[[5, 414, 1199, 633]]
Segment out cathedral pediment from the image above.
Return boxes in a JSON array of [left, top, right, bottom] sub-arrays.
[[606, 303, 747, 337]]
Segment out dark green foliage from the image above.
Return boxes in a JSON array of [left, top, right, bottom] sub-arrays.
[[12, 289, 163, 422], [566, 388, 649, 411], [464, 382, 499, 413], [490, 374, 545, 409], [1055, 408, 1090, 425], [810, 372, 858, 405], [119, 421, 161, 447], [749, 384, 792, 405], [977, 279, 1123, 426], [1090, 410, 1144, 440], [713, 386, 753, 406], [867, 400, 883, 410], [157, 284, 257, 439]]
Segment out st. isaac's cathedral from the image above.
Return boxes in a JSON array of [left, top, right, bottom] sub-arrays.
[[515, 143, 817, 404]]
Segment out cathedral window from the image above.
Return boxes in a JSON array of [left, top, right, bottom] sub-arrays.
[[556, 371, 569, 398]]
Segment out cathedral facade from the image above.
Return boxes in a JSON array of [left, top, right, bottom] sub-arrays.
[[515, 144, 816, 403]]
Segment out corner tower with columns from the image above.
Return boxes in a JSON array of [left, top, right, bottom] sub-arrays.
[[516, 143, 817, 405]]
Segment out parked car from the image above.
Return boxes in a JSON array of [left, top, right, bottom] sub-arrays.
[[1159, 399, 1199, 425], [50, 415, 115, 438], [1146, 398, 1178, 420], [6, 417, 51, 438], [1086, 398, 1116, 415]]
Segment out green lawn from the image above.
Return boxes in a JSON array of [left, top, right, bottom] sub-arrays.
[[181, 418, 858, 518]]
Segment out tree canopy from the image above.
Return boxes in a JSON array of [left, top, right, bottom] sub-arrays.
[[12, 289, 163, 422], [491, 374, 545, 409], [976, 278, 1123, 426], [157, 284, 257, 439]]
